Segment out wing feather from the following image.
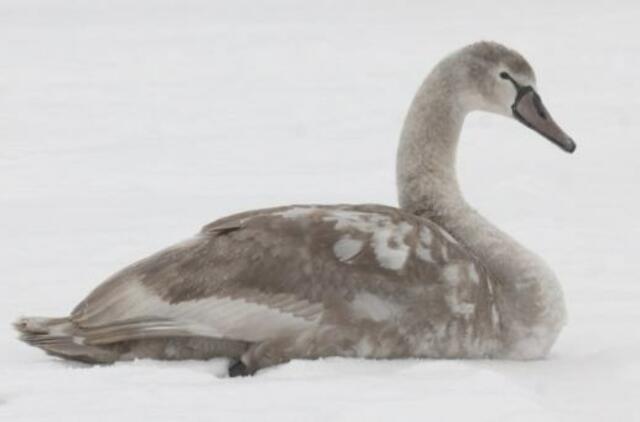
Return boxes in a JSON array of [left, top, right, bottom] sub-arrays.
[[72, 280, 324, 345], [65, 204, 447, 347]]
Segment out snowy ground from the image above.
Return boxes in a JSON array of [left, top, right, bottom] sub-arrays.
[[1, 0, 639, 420]]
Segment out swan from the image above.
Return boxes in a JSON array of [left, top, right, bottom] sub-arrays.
[[14, 41, 576, 376]]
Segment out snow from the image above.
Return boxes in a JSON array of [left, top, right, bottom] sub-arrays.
[[1, 0, 639, 420]]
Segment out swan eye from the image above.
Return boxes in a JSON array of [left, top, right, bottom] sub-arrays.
[[499, 71, 522, 91]]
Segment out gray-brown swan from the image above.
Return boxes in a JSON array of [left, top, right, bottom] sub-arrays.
[[15, 41, 576, 376]]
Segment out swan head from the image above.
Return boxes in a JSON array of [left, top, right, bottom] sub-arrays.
[[452, 41, 576, 153]]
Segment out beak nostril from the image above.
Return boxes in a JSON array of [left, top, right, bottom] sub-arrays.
[[532, 93, 548, 120]]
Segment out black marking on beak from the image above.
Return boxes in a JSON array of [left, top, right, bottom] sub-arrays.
[[500, 72, 576, 153]]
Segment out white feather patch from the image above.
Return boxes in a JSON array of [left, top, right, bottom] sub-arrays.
[[322, 210, 413, 271], [333, 236, 364, 262], [442, 263, 476, 318], [416, 226, 436, 263]]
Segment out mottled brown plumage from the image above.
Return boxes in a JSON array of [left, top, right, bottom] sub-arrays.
[[15, 41, 574, 375]]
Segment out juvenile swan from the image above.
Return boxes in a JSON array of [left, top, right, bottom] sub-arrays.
[[15, 42, 576, 376]]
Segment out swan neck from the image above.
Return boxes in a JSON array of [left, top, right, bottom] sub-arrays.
[[396, 70, 468, 216], [396, 63, 566, 358]]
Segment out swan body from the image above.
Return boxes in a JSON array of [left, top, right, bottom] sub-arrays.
[[15, 42, 575, 375]]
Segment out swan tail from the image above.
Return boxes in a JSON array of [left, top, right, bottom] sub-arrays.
[[13, 316, 120, 363], [13, 315, 246, 363]]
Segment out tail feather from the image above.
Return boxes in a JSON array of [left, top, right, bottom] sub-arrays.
[[14, 315, 249, 363], [14, 316, 119, 363], [14, 316, 70, 335]]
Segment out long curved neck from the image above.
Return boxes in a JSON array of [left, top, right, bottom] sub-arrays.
[[396, 67, 566, 358], [397, 68, 466, 217]]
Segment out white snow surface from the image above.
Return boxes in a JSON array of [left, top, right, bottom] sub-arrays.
[[1, 0, 639, 420]]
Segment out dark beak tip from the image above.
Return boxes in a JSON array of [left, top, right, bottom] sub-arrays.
[[563, 138, 576, 154]]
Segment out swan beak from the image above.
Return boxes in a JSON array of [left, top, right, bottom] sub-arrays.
[[512, 89, 576, 153]]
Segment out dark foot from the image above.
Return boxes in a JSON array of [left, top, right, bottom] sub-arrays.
[[228, 359, 254, 377]]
